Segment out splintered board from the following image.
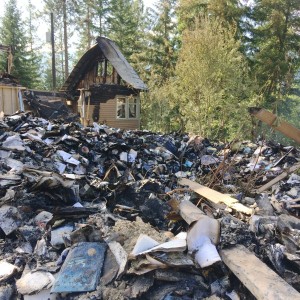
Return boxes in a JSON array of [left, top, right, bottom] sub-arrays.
[[178, 178, 253, 215], [257, 163, 300, 193], [249, 107, 300, 144]]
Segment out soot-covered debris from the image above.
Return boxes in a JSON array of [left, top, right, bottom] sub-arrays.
[[0, 112, 299, 299]]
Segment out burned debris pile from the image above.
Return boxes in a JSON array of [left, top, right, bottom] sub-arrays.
[[22, 91, 78, 122], [0, 73, 19, 86], [0, 113, 300, 299]]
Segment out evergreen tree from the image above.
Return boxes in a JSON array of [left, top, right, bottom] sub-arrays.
[[90, 0, 110, 38], [25, 0, 43, 88], [172, 16, 256, 139], [177, 0, 207, 32], [74, 0, 110, 60], [128, 1, 149, 76], [42, 0, 78, 85], [140, 0, 179, 132], [0, 0, 41, 88], [146, 0, 179, 84], [107, 0, 144, 60], [250, 0, 300, 108], [177, 0, 249, 41]]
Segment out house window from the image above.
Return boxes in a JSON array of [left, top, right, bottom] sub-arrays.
[[128, 97, 137, 118], [116, 97, 139, 119], [117, 98, 126, 118]]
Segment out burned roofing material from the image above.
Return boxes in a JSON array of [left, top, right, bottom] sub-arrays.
[[61, 37, 147, 94], [96, 37, 147, 90]]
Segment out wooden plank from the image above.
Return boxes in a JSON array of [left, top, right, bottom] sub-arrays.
[[178, 178, 253, 215], [257, 163, 300, 193], [249, 107, 300, 144], [220, 245, 300, 300]]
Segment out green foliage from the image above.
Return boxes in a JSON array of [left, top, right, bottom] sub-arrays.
[[141, 83, 183, 133], [140, 0, 180, 132], [41, 53, 66, 91], [107, 0, 144, 63], [177, 0, 207, 32], [42, 0, 76, 85], [172, 16, 256, 140], [0, 0, 41, 88], [250, 0, 300, 108], [74, 0, 110, 59], [145, 0, 179, 84]]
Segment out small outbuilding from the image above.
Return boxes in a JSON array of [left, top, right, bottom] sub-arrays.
[[61, 37, 147, 129], [0, 74, 26, 115]]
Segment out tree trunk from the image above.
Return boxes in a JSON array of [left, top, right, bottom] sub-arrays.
[[63, 0, 69, 78]]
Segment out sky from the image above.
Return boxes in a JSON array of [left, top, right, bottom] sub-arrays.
[[0, 0, 157, 40], [0, 0, 156, 56], [0, 0, 156, 16]]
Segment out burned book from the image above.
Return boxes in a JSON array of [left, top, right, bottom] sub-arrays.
[[51, 242, 107, 293]]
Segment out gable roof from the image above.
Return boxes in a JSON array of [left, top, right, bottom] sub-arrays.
[[61, 37, 147, 92]]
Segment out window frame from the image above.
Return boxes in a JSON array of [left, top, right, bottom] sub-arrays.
[[116, 96, 139, 120]]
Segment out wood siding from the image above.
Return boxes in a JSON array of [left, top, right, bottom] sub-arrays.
[[0, 85, 25, 115], [83, 98, 140, 130], [82, 84, 140, 129], [99, 98, 139, 129]]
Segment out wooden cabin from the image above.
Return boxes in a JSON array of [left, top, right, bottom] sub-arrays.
[[61, 37, 147, 130]]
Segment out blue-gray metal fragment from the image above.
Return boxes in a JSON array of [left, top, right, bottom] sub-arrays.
[[51, 242, 107, 293]]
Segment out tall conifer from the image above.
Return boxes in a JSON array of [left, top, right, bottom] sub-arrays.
[[0, 0, 41, 88]]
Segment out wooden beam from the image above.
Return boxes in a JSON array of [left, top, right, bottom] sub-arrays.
[[257, 163, 300, 193], [220, 245, 300, 300], [249, 107, 300, 144], [178, 178, 253, 215]]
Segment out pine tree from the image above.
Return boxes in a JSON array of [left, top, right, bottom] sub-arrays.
[[140, 0, 180, 132], [172, 16, 255, 139], [178, 0, 249, 42], [119, 0, 148, 72], [145, 0, 179, 84], [107, 0, 143, 60], [74, 0, 110, 60], [90, 0, 110, 38], [177, 0, 207, 31], [250, 0, 300, 108], [0, 0, 41, 88], [42, 0, 79, 85], [26, 0, 43, 88]]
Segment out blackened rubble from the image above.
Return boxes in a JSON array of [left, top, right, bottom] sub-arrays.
[[0, 112, 299, 299]]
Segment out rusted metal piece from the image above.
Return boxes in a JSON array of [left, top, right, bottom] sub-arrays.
[[249, 107, 300, 144]]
